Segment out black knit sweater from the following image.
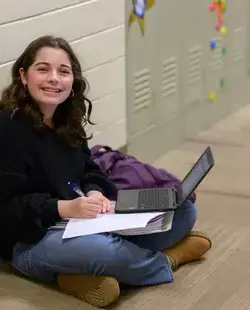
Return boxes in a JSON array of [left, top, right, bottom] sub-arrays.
[[0, 109, 116, 259]]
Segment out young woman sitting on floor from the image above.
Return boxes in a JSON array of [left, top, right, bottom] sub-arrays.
[[0, 36, 212, 308]]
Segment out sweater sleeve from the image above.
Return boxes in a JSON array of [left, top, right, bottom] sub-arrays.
[[0, 114, 61, 244], [80, 145, 117, 199]]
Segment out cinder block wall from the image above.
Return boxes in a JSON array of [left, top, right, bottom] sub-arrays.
[[0, 0, 126, 149]]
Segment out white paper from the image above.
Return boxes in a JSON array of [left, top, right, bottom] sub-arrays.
[[62, 211, 164, 239]]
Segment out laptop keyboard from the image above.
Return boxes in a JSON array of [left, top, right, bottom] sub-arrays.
[[138, 189, 170, 208]]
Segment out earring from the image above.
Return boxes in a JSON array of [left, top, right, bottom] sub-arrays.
[[23, 84, 28, 91], [71, 89, 75, 97]]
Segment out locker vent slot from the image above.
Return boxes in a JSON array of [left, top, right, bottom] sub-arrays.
[[232, 27, 246, 62], [162, 57, 178, 98], [133, 68, 152, 111], [187, 46, 202, 85], [210, 37, 223, 72]]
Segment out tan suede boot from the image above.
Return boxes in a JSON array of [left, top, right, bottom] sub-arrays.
[[163, 230, 212, 270], [57, 274, 120, 308]]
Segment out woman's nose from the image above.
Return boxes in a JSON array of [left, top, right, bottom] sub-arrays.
[[47, 70, 59, 83]]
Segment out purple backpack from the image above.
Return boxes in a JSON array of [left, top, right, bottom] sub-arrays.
[[91, 145, 196, 203]]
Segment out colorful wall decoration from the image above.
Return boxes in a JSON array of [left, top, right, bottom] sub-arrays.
[[128, 0, 155, 35], [208, 0, 227, 102]]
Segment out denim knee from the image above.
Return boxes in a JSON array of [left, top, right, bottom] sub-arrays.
[[182, 200, 197, 230]]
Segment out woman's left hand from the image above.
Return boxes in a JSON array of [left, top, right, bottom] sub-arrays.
[[86, 190, 111, 213]]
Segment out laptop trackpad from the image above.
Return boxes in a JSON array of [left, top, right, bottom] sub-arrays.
[[116, 190, 139, 211]]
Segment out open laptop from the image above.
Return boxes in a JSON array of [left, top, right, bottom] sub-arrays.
[[115, 146, 214, 213]]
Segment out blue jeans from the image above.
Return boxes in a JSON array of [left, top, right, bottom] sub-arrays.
[[11, 200, 196, 286]]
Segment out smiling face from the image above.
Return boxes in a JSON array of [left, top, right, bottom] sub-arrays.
[[19, 47, 74, 115]]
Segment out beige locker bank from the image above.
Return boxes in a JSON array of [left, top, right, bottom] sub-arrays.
[[125, 0, 250, 162]]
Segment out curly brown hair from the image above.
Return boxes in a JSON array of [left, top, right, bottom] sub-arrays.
[[0, 35, 94, 147]]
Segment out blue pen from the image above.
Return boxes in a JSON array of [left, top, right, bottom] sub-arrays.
[[68, 182, 86, 197]]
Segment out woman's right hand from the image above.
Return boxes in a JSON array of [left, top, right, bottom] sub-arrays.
[[58, 197, 103, 219]]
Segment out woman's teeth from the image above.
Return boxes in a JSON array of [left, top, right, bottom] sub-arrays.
[[42, 88, 60, 93]]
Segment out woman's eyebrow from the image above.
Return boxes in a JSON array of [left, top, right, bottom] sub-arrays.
[[34, 62, 72, 70]]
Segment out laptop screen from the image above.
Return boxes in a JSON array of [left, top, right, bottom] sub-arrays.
[[179, 147, 214, 205]]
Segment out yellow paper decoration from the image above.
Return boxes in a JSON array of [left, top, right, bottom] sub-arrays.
[[209, 91, 216, 102], [220, 26, 227, 34], [128, 0, 155, 35]]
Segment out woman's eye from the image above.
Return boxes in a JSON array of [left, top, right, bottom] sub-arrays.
[[38, 68, 47, 72], [60, 70, 70, 75]]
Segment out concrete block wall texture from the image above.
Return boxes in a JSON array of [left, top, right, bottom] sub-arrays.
[[0, 0, 126, 149]]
